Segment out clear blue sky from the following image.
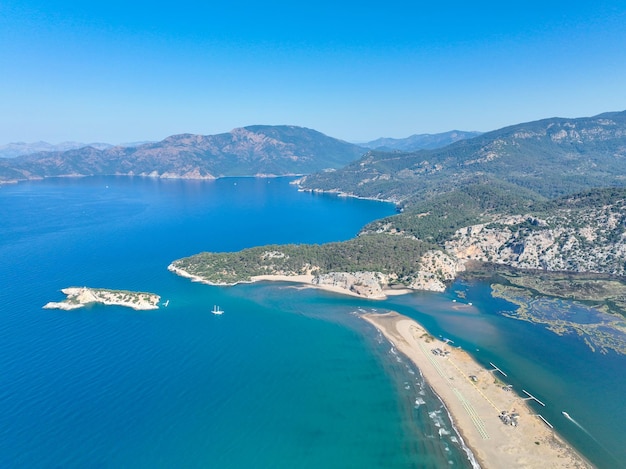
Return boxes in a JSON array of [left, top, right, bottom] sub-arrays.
[[1, 1, 625, 144]]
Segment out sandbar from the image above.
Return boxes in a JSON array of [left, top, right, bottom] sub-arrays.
[[363, 312, 593, 468]]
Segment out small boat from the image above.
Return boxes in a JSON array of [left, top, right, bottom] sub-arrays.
[[212, 305, 224, 315], [163, 300, 169, 307]]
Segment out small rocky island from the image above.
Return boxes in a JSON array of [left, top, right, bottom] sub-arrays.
[[44, 287, 160, 311]]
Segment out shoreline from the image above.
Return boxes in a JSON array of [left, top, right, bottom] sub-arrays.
[[362, 312, 593, 469], [168, 264, 413, 299], [251, 274, 413, 299], [1, 173, 309, 187], [294, 183, 399, 205]]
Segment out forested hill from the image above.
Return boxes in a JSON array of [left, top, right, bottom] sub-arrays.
[[299, 111, 626, 205], [364, 130, 482, 151], [0, 126, 366, 184], [170, 185, 626, 309]]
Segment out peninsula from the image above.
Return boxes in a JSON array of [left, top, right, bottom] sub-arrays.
[[167, 234, 462, 299], [43, 287, 160, 311], [363, 312, 592, 469]]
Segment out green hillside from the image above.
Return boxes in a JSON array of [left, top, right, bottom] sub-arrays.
[[171, 234, 434, 286], [363, 180, 546, 243], [299, 111, 626, 204]]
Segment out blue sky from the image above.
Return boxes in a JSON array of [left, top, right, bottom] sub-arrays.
[[1, 1, 625, 144]]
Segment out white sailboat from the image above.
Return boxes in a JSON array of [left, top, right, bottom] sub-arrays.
[[212, 305, 224, 315]]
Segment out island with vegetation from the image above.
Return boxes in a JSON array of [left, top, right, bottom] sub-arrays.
[[43, 287, 161, 311]]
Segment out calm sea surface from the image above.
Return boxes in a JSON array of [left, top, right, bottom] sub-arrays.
[[0, 176, 624, 468]]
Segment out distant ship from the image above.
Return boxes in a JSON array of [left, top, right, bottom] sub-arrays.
[[212, 305, 224, 315]]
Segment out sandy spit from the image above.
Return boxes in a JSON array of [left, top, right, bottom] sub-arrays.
[[362, 312, 593, 469]]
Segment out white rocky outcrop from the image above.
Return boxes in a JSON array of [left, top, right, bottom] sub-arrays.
[[309, 249, 465, 297], [409, 250, 465, 292], [445, 211, 626, 275], [312, 272, 388, 299]]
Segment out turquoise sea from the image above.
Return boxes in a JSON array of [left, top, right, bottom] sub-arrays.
[[0, 176, 624, 468]]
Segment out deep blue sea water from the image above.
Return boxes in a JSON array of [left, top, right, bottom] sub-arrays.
[[1, 176, 624, 468]]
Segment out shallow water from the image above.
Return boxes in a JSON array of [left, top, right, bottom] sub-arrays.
[[381, 282, 626, 468]]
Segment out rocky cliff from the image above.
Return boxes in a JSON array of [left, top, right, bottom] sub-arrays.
[[445, 206, 626, 276]]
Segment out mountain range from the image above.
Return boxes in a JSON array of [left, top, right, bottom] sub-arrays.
[[299, 110, 626, 204], [294, 110, 626, 294], [0, 126, 366, 184], [4, 111, 626, 203], [0, 126, 487, 184], [6, 110, 626, 307], [0, 141, 154, 159], [0, 129, 480, 160], [363, 130, 482, 151]]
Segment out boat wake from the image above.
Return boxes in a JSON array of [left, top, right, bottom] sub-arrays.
[[562, 411, 592, 436], [562, 411, 623, 467]]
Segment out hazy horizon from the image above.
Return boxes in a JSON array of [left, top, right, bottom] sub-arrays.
[[0, 126, 488, 148], [2, 1, 625, 143]]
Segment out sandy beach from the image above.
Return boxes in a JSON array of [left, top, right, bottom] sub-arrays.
[[169, 263, 414, 299], [363, 312, 593, 469], [166, 266, 317, 289], [251, 274, 375, 298], [252, 273, 418, 299], [253, 274, 415, 299]]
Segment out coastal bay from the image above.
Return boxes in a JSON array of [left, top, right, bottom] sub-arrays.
[[2, 177, 624, 468]]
